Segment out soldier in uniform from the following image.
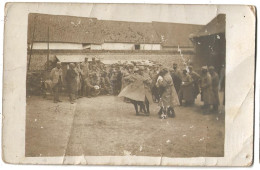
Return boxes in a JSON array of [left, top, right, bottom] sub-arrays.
[[209, 66, 220, 112], [178, 69, 194, 106], [171, 63, 182, 94], [119, 67, 153, 116], [156, 68, 180, 118], [75, 63, 83, 98], [81, 57, 89, 76], [116, 67, 123, 94], [90, 57, 97, 70], [151, 65, 160, 103], [85, 73, 100, 97], [188, 66, 201, 103], [200, 66, 213, 113], [100, 71, 111, 95], [50, 62, 63, 103], [110, 69, 118, 95], [66, 63, 78, 104], [81, 57, 89, 97]]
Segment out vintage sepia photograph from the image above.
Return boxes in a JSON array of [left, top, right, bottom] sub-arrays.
[[2, 3, 255, 166], [25, 9, 225, 157]]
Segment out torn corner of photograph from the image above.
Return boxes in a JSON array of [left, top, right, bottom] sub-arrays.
[[2, 3, 256, 166]]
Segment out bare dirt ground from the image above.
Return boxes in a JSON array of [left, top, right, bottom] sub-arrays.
[[26, 93, 225, 157]]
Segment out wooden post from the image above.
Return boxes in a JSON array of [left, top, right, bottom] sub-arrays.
[[47, 26, 50, 70]]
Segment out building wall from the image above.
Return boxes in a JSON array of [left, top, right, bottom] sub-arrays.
[[28, 52, 193, 71], [140, 44, 161, 50], [91, 44, 102, 50], [101, 43, 135, 50], [31, 42, 162, 51], [32, 42, 83, 50], [162, 46, 194, 51]]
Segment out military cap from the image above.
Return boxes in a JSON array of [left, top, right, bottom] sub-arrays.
[[201, 66, 208, 71]]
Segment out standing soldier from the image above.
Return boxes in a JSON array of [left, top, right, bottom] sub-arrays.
[[90, 57, 97, 70], [171, 63, 182, 94], [200, 66, 212, 113], [50, 62, 63, 103], [100, 71, 111, 95], [82, 57, 89, 75], [188, 66, 201, 103], [66, 63, 78, 104], [75, 63, 83, 98], [178, 69, 194, 106], [110, 69, 118, 95], [156, 68, 180, 118], [81, 57, 89, 96], [209, 66, 220, 112]]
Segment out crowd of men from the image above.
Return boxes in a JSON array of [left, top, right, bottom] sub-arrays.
[[49, 57, 224, 114]]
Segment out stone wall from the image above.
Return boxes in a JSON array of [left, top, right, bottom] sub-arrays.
[[28, 51, 194, 71]]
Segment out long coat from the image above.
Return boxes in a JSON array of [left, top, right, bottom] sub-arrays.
[[201, 73, 213, 105], [50, 67, 63, 88], [81, 62, 89, 79], [75, 68, 82, 91], [118, 74, 153, 103], [189, 71, 201, 98], [211, 72, 220, 105], [157, 73, 180, 107], [171, 69, 182, 93], [178, 74, 194, 102], [66, 68, 78, 94]]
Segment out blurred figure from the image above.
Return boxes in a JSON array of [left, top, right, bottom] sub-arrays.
[[178, 69, 194, 106], [156, 68, 180, 118], [100, 71, 111, 95], [119, 68, 153, 116], [188, 66, 201, 102], [50, 62, 63, 103], [200, 66, 212, 113], [151, 66, 160, 103], [209, 66, 220, 113], [171, 63, 182, 94], [219, 64, 225, 91], [75, 63, 83, 98], [219, 64, 225, 106], [66, 63, 77, 104], [110, 69, 118, 95], [85, 73, 100, 97], [81, 57, 89, 96]]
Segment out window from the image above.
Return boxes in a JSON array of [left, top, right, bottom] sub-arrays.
[[135, 44, 140, 50], [82, 43, 91, 49]]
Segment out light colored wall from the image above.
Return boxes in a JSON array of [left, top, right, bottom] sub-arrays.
[[31, 42, 162, 51], [91, 44, 102, 50], [32, 42, 83, 50], [162, 46, 194, 51], [140, 44, 161, 50], [101, 43, 135, 50]]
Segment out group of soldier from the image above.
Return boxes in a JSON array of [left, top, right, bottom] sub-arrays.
[[49, 57, 224, 115], [170, 64, 224, 114], [50, 57, 118, 104]]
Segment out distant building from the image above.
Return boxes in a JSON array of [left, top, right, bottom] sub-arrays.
[[28, 13, 203, 51], [27, 13, 224, 71]]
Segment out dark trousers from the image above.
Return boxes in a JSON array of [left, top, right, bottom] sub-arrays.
[[53, 84, 61, 101], [67, 84, 76, 102]]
